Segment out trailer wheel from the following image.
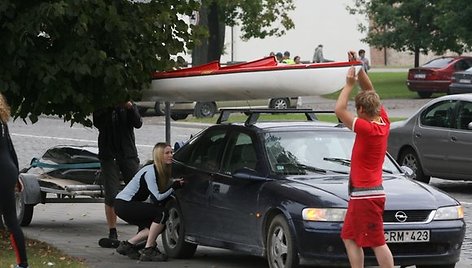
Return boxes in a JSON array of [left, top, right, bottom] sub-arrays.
[[15, 190, 34, 226]]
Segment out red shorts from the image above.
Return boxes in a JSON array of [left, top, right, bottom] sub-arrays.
[[341, 196, 386, 247]]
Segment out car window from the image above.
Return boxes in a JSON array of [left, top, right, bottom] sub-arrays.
[[264, 130, 399, 175], [420, 100, 456, 128], [222, 132, 257, 174], [178, 128, 227, 171], [455, 60, 472, 71], [422, 58, 454, 68], [456, 102, 472, 130]]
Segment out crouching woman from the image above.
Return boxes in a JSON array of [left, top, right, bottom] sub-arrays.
[[114, 142, 183, 261]]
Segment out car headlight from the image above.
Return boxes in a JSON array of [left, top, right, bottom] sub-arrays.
[[434, 205, 464, 220], [302, 208, 347, 222]]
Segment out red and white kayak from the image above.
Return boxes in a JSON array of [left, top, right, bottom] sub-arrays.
[[145, 56, 363, 102]]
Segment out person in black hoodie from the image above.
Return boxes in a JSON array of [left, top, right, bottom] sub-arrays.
[[93, 100, 143, 248], [0, 93, 29, 268]]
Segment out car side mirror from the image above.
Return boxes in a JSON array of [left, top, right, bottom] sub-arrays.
[[401, 166, 414, 179], [468, 122, 472, 130], [232, 167, 271, 182]]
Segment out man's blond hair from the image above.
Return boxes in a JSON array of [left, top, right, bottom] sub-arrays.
[[355, 90, 381, 117]]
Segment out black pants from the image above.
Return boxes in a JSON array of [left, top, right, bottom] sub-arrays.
[[0, 171, 28, 267], [115, 199, 168, 230]]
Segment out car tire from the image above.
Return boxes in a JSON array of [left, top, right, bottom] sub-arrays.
[[171, 114, 189, 121], [399, 148, 430, 184], [417, 91, 433, 98], [269, 98, 289, 109], [194, 102, 216, 118], [15, 190, 34, 226], [154, 102, 166, 116], [266, 214, 299, 268], [162, 201, 197, 259]]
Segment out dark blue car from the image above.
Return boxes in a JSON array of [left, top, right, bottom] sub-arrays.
[[162, 109, 465, 268]]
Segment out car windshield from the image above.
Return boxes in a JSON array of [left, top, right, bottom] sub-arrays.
[[422, 58, 454, 68], [263, 130, 400, 175]]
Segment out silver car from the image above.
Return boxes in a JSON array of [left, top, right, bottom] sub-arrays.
[[137, 97, 298, 120], [388, 94, 472, 183]]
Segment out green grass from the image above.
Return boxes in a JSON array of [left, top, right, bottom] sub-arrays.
[[0, 230, 88, 268], [323, 71, 419, 100]]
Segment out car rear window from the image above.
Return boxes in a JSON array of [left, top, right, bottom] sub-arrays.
[[422, 58, 454, 68]]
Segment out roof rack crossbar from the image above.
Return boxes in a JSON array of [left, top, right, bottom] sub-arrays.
[[216, 108, 336, 126]]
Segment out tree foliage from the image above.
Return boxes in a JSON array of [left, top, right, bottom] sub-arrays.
[[0, 0, 200, 126], [348, 0, 470, 67], [192, 0, 295, 65]]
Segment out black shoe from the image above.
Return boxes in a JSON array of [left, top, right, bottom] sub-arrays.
[[98, 237, 120, 248], [139, 246, 168, 262], [116, 241, 133, 255]]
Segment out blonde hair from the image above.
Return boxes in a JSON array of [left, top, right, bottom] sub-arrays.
[[153, 142, 172, 191], [355, 90, 381, 117], [0, 94, 11, 123]]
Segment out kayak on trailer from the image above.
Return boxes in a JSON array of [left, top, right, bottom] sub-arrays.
[[144, 56, 363, 102]]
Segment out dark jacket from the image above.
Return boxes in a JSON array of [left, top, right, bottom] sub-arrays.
[[93, 103, 143, 160]]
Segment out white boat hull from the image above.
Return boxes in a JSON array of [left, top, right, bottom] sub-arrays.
[[144, 64, 362, 102]]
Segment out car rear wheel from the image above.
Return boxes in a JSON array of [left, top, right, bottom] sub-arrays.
[[266, 214, 299, 268], [162, 201, 197, 258], [15, 189, 34, 226], [399, 148, 430, 184], [194, 102, 216, 118], [171, 114, 189, 121], [270, 98, 289, 109], [417, 91, 433, 98]]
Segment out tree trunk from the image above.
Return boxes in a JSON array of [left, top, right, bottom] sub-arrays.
[[192, 1, 226, 66], [414, 47, 420, 67]]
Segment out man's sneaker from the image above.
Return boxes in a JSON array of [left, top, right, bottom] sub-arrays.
[[116, 241, 141, 259], [98, 237, 120, 248], [139, 246, 168, 262], [116, 241, 133, 255]]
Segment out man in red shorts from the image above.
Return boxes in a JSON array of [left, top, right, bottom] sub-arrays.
[[334, 51, 394, 268]]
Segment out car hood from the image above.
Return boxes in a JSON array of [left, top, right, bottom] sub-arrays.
[[287, 174, 458, 210]]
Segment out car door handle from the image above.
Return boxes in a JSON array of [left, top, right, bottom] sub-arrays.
[[414, 132, 422, 138], [451, 136, 457, 142]]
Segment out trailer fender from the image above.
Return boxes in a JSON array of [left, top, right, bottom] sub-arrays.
[[18, 173, 42, 205]]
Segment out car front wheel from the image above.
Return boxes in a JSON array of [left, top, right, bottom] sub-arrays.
[[266, 214, 299, 268], [270, 98, 289, 109], [399, 148, 430, 184], [162, 201, 197, 258], [194, 102, 216, 118]]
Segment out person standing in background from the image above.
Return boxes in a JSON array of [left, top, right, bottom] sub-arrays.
[[358, 49, 371, 72], [313, 44, 325, 63], [0, 93, 29, 268], [93, 100, 143, 248]]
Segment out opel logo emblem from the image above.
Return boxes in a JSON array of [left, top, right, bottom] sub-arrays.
[[395, 211, 408, 222]]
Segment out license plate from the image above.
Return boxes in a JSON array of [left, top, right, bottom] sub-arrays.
[[459, 79, 471, 84], [414, 74, 426, 79], [384, 230, 430, 243]]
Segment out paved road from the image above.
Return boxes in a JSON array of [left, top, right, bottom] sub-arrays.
[[7, 99, 472, 268]]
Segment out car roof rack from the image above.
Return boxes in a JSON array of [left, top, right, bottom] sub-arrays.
[[216, 108, 335, 127]]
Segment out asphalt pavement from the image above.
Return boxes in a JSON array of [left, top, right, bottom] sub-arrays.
[[8, 97, 472, 268]]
